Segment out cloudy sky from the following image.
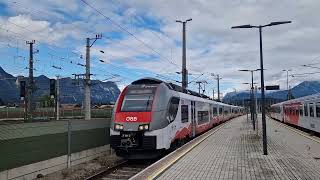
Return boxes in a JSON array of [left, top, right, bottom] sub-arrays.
[[0, 0, 320, 97]]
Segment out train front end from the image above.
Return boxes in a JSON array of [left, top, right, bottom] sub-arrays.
[[110, 79, 166, 159]]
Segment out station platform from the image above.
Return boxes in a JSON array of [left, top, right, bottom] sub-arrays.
[[132, 115, 320, 180]]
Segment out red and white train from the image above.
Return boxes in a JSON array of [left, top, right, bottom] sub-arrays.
[[270, 93, 320, 133], [110, 78, 244, 159]]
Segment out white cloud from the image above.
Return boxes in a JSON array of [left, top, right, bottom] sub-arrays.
[[1, 0, 320, 95]]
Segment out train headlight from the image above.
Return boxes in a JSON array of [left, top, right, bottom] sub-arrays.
[[138, 124, 149, 131], [114, 124, 123, 131], [139, 125, 144, 131]]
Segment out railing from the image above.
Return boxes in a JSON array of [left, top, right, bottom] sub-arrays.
[[0, 119, 111, 172], [0, 107, 113, 121]]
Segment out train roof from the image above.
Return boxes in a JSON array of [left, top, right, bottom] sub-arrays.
[[131, 78, 242, 108], [271, 92, 320, 106], [131, 77, 211, 99]]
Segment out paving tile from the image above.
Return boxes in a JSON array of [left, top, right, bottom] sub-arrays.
[[157, 115, 320, 180]]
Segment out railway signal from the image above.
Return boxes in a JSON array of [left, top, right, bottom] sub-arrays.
[[20, 81, 26, 99], [50, 79, 56, 98]]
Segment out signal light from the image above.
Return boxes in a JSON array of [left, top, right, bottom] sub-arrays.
[[50, 79, 56, 97], [20, 81, 26, 98]]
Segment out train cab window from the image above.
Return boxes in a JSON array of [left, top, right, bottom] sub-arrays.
[[212, 106, 218, 116], [181, 105, 189, 123], [167, 97, 180, 122], [121, 94, 154, 112], [304, 104, 308, 116], [316, 103, 320, 118], [299, 105, 303, 116], [198, 111, 209, 124], [309, 103, 315, 117], [121, 86, 156, 112]]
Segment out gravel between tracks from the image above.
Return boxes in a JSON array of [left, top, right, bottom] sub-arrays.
[[38, 153, 123, 180]]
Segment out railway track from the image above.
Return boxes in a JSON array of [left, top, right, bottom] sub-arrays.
[[85, 160, 156, 180]]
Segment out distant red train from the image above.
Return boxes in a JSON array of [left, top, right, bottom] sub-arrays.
[[270, 93, 320, 133], [110, 78, 244, 159]]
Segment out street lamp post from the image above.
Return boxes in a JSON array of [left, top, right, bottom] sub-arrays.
[[232, 21, 292, 155], [283, 69, 292, 100], [241, 75, 258, 131], [176, 18, 192, 92]]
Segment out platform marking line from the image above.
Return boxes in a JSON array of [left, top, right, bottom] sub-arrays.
[[147, 120, 232, 180], [272, 119, 320, 144]]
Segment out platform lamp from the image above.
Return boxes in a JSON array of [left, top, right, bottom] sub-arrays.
[[232, 21, 292, 155]]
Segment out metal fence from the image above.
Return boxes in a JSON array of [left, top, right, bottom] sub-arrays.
[[0, 118, 111, 172], [0, 107, 113, 120]]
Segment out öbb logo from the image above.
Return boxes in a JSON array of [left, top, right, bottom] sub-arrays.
[[126, 116, 138, 122]]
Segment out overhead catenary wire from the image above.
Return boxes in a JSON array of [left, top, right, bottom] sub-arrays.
[[2, 4, 179, 83], [80, 0, 180, 68], [2, 1, 200, 92]]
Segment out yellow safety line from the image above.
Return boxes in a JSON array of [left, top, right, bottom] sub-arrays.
[[147, 120, 231, 180], [273, 119, 320, 144]]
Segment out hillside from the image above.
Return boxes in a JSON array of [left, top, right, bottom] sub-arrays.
[[0, 67, 120, 105], [223, 81, 320, 103]]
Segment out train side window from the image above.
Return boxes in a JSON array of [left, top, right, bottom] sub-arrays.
[[181, 105, 189, 123], [167, 97, 180, 122], [212, 106, 218, 116], [219, 107, 223, 115], [224, 107, 228, 115], [309, 103, 315, 117], [316, 103, 320, 118], [299, 105, 303, 116], [304, 104, 308, 116], [198, 111, 209, 124]]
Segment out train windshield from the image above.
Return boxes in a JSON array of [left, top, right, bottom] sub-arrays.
[[121, 85, 156, 112]]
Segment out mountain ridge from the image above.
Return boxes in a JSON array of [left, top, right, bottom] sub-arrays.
[[223, 81, 320, 103], [0, 67, 120, 105]]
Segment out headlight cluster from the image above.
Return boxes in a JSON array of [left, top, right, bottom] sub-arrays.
[[114, 124, 124, 130], [138, 124, 149, 131]]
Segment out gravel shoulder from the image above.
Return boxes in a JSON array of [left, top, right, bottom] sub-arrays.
[[39, 153, 123, 180]]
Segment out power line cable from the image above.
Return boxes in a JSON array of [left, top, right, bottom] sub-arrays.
[[80, 0, 180, 68]]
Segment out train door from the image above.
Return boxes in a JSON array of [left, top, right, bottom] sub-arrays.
[[191, 101, 196, 137], [309, 103, 317, 130]]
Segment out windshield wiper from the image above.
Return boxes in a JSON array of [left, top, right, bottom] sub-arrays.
[[145, 96, 151, 111]]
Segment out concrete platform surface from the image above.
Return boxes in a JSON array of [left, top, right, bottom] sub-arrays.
[[153, 115, 320, 180]]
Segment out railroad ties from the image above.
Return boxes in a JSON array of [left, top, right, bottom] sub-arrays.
[[87, 160, 155, 180]]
